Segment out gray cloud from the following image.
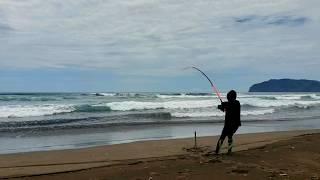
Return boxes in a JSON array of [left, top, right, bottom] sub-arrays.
[[234, 15, 308, 27], [0, 23, 13, 31]]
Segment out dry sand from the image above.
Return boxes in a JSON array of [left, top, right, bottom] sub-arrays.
[[1, 129, 320, 179]]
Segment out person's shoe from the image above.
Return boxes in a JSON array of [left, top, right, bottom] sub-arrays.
[[215, 150, 219, 155], [215, 139, 223, 154], [227, 143, 233, 155], [227, 149, 232, 155]]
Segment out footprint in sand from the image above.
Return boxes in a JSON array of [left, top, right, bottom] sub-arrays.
[[231, 168, 249, 175]]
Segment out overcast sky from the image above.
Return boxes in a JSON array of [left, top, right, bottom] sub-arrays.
[[0, 0, 319, 92]]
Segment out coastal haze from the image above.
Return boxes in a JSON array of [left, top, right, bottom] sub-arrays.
[[1, 92, 320, 154]]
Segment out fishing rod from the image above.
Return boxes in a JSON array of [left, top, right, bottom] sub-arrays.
[[187, 66, 223, 103]]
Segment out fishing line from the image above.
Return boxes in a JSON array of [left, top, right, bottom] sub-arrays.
[[185, 66, 223, 103]]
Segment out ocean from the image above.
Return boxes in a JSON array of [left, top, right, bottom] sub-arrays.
[[1, 92, 320, 154]]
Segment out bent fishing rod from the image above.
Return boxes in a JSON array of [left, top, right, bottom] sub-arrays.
[[187, 66, 223, 103]]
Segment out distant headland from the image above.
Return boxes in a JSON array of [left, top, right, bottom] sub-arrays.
[[249, 79, 320, 92]]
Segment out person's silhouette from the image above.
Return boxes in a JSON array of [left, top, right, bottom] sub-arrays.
[[215, 90, 241, 154]]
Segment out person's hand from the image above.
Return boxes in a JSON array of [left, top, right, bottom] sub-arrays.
[[217, 104, 224, 111]]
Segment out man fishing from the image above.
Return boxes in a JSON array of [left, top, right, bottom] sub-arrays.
[[215, 90, 241, 154], [188, 67, 241, 154]]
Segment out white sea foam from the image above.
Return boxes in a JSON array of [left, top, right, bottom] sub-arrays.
[[309, 94, 320, 100], [156, 94, 215, 99], [190, 93, 320, 100], [171, 108, 274, 118], [240, 98, 320, 108], [107, 96, 320, 112], [241, 109, 275, 116], [100, 93, 116, 96], [238, 94, 320, 100], [107, 100, 220, 111], [0, 104, 74, 118], [172, 111, 223, 118], [274, 96, 301, 100], [273, 94, 315, 100], [93, 93, 116, 96], [0, 93, 319, 120]]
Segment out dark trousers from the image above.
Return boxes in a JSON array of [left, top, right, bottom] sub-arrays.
[[215, 125, 239, 154]]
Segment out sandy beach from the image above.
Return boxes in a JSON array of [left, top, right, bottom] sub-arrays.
[[1, 0, 320, 179], [1, 129, 320, 179]]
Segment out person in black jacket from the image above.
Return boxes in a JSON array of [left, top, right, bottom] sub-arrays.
[[215, 90, 241, 154]]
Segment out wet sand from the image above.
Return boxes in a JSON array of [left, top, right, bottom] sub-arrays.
[[1, 130, 320, 179]]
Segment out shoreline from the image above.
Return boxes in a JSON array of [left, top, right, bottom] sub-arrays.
[[1, 129, 320, 178], [3, 117, 320, 155]]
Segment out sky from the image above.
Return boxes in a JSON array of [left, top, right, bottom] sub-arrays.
[[0, 0, 319, 92]]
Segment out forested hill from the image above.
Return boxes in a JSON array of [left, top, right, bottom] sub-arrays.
[[249, 79, 320, 92]]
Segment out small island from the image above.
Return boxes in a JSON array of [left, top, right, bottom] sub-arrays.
[[249, 79, 320, 92]]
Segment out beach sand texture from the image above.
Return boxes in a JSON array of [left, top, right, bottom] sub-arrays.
[[1, 129, 320, 179]]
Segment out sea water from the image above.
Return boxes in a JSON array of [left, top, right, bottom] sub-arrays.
[[0, 92, 320, 154]]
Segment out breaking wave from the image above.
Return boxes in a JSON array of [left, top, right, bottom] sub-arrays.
[[171, 109, 275, 118], [0, 105, 74, 118], [156, 93, 214, 99], [106, 100, 218, 111], [0, 104, 112, 118], [0, 92, 319, 120], [1, 97, 320, 118], [73, 104, 111, 112]]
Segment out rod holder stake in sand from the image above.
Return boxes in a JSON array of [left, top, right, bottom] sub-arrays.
[[194, 131, 197, 149]]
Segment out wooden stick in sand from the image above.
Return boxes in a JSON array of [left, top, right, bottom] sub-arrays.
[[194, 131, 197, 149]]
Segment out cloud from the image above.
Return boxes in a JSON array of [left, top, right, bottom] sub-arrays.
[[234, 15, 308, 27], [0, 23, 13, 31], [0, 0, 319, 79]]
